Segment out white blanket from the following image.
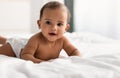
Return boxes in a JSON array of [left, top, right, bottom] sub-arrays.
[[1, 32, 120, 78], [0, 53, 120, 78]]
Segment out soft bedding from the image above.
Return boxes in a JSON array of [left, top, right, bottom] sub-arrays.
[[0, 54, 120, 78], [1, 32, 120, 78]]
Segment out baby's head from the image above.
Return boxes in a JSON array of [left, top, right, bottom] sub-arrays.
[[39, 1, 71, 23], [37, 1, 71, 41]]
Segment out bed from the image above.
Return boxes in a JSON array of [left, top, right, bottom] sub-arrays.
[[0, 32, 120, 78]]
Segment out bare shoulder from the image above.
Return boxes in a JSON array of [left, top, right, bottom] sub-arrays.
[[26, 32, 42, 45], [29, 32, 41, 41], [55, 36, 69, 44], [61, 36, 70, 43], [22, 32, 42, 53]]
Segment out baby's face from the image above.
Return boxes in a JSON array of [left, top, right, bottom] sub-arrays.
[[38, 8, 69, 41]]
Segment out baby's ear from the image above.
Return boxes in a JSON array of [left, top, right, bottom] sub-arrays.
[[65, 24, 70, 31], [37, 20, 41, 29]]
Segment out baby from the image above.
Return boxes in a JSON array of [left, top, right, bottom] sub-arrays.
[[0, 1, 80, 63]]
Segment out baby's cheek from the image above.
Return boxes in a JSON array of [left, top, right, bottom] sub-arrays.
[[59, 31, 64, 36]]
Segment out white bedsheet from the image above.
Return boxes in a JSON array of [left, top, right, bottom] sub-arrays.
[[0, 53, 120, 78], [1, 32, 120, 78]]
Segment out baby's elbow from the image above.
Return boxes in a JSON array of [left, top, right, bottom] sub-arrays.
[[70, 49, 80, 56], [20, 53, 29, 60]]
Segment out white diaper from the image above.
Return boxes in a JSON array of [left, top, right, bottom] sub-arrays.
[[6, 37, 28, 58]]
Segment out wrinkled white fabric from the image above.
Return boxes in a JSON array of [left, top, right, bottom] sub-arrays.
[[0, 54, 120, 78]]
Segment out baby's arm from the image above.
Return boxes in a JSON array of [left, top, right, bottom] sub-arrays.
[[20, 53, 44, 63], [63, 37, 80, 56], [20, 37, 44, 63]]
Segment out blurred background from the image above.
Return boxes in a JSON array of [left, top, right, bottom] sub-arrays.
[[0, 0, 120, 39]]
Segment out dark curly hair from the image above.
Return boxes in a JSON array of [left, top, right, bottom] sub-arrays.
[[39, 1, 71, 23]]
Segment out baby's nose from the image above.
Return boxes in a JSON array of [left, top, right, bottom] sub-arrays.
[[51, 25, 57, 31]]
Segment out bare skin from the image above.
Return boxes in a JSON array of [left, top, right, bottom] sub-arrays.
[[0, 36, 6, 44], [20, 32, 80, 63], [0, 1, 80, 63], [0, 36, 16, 57]]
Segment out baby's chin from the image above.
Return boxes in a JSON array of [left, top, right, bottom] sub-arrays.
[[47, 38, 58, 42], [46, 35, 63, 42], [47, 37, 62, 42]]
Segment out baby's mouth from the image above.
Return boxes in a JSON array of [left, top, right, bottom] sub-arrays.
[[49, 33, 57, 36]]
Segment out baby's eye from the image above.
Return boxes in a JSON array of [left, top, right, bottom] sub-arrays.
[[46, 21, 51, 25], [57, 23, 63, 27]]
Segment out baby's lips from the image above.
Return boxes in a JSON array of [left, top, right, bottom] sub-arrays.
[[49, 33, 56, 35]]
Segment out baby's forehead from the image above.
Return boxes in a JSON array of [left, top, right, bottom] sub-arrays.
[[43, 6, 68, 17], [43, 8, 68, 17]]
